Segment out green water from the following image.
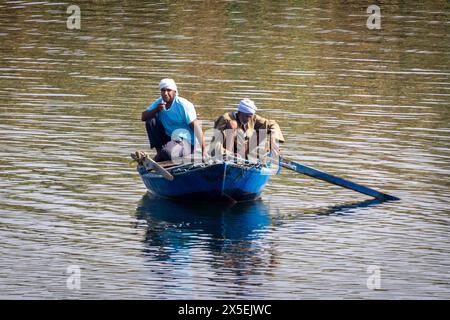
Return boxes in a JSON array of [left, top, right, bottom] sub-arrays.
[[0, 0, 449, 299]]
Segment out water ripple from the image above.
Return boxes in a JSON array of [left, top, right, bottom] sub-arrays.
[[0, 0, 449, 299]]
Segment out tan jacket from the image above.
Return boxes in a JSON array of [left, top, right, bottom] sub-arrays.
[[211, 111, 285, 156]]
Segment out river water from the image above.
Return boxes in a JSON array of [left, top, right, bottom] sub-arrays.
[[0, 1, 449, 299]]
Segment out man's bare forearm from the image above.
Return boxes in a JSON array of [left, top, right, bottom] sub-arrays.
[[190, 120, 205, 154]]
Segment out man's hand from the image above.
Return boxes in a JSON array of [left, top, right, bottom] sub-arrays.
[[141, 103, 165, 121], [227, 120, 238, 130], [157, 102, 166, 111], [201, 146, 207, 161]]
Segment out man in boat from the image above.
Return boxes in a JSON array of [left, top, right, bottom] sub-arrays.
[[211, 98, 285, 160], [141, 78, 206, 162]]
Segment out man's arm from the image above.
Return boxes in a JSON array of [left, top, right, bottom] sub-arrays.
[[189, 119, 206, 158], [254, 116, 285, 156], [212, 115, 237, 155], [267, 119, 284, 156], [266, 119, 285, 143], [141, 103, 165, 121]]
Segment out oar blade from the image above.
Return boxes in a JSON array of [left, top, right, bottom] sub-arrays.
[[278, 157, 399, 201]]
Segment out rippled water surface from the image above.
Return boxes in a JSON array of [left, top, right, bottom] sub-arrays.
[[0, 1, 449, 299]]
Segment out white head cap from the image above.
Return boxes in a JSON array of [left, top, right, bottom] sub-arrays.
[[237, 98, 257, 114], [159, 78, 178, 93]]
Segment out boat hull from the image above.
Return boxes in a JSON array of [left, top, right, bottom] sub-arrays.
[[137, 161, 271, 202]]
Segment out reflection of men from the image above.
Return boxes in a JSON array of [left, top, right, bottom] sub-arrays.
[[141, 79, 205, 162], [212, 98, 285, 159]]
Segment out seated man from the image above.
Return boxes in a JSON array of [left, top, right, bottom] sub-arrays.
[[141, 78, 205, 162], [211, 98, 285, 160]]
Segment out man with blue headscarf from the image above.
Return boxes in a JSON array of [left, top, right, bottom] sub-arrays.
[[141, 78, 205, 162]]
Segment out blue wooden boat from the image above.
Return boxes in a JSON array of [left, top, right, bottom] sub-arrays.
[[136, 159, 272, 202]]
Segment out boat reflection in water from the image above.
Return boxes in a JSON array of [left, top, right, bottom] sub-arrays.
[[135, 194, 277, 276], [134, 194, 389, 297]]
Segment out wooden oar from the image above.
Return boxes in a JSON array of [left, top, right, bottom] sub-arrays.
[[143, 157, 174, 181], [274, 156, 399, 201], [131, 152, 174, 181]]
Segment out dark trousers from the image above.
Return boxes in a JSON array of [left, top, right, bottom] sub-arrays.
[[145, 117, 171, 150], [145, 117, 192, 162]]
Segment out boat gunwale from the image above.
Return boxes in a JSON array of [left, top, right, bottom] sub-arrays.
[[139, 159, 267, 179]]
